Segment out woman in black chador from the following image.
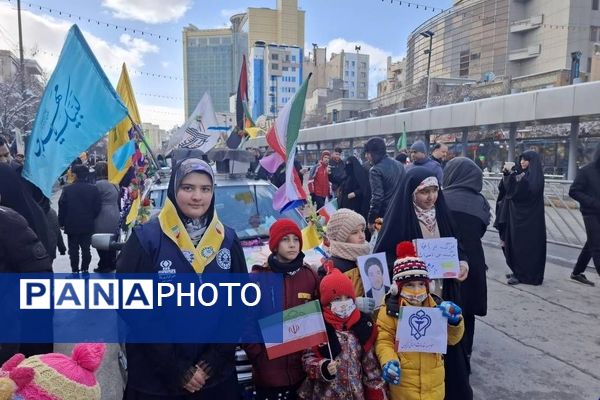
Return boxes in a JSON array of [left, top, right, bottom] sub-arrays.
[[375, 167, 473, 400], [495, 150, 546, 285], [338, 156, 372, 222]]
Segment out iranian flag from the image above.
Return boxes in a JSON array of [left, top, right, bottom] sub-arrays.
[[317, 198, 338, 224], [267, 73, 312, 212], [259, 300, 327, 360]]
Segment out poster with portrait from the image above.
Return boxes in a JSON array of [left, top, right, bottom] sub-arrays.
[[357, 252, 391, 309]]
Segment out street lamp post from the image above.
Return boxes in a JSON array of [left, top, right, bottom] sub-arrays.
[[420, 30, 434, 108]]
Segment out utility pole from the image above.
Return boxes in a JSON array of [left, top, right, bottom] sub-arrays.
[[420, 30, 434, 108], [17, 0, 26, 95]]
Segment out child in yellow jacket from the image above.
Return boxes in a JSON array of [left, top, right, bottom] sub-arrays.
[[375, 242, 464, 400]]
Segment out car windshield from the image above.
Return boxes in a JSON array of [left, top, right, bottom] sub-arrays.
[[148, 183, 306, 240], [215, 184, 306, 240]]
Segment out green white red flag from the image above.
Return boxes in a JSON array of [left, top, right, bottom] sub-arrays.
[[259, 300, 327, 360]]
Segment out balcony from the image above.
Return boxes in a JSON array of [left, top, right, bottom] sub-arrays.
[[509, 44, 541, 61], [510, 15, 543, 33]]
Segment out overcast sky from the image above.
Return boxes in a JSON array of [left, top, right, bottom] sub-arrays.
[[0, 0, 452, 130]]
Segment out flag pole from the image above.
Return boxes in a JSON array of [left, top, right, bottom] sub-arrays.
[[127, 113, 160, 171]]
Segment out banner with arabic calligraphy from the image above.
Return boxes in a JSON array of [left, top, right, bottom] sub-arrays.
[[23, 25, 128, 197]]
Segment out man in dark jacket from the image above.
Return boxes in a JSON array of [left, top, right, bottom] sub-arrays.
[[407, 140, 444, 183], [59, 165, 101, 273], [569, 143, 600, 286], [364, 137, 404, 232]]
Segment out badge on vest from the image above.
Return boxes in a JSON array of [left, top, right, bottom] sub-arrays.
[[182, 251, 194, 264], [201, 247, 215, 258], [158, 259, 176, 280], [217, 248, 231, 270]]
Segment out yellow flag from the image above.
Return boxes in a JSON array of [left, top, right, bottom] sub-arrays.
[[126, 196, 140, 225], [108, 63, 141, 184], [301, 223, 322, 251], [245, 127, 262, 139]]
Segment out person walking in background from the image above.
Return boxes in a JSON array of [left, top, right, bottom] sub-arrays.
[[568, 143, 600, 286], [407, 140, 443, 184], [308, 150, 331, 209], [44, 200, 66, 266], [59, 165, 101, 274], [495, 150, 546, 285], [443, 157, 491, 366], [364, 137, 404, 233], [339, 156, 372, 225], [431, 142, 449, 166], [395, 153, 408, 166], [93, 161, 121, 273], [328, 147, 346, 196]]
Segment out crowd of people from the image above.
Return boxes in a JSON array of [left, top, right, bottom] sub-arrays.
[[1, 133, 599, 399]]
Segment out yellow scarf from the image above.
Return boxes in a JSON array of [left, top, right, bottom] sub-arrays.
[[158, 198, 225, 273]]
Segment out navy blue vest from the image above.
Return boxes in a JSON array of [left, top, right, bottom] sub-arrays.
[[133, 218, 237, 274]]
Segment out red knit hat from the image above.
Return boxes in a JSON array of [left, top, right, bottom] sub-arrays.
[[319, 262, 356, 306], [268, 219, 302, 252]]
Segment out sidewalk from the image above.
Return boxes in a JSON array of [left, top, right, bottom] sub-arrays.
[[471, 245, 600, 400]]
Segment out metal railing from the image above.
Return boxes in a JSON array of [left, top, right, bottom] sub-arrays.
[[482, 177, 586, 248]]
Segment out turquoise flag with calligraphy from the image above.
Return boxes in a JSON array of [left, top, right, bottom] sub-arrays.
[[23, 25, 128, 197]]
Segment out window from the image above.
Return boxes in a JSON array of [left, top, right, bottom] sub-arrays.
[[351, 61, 355, 67], [345, 70, 349, 77], [590, 26, 600, 41], [272, 54, 279, 60], [292, 55, 296, 61], [345, 61, 349, 68], [350, 91, 355, 97], [351, 71, 355, 77], [282, 66, 289, 71], [360, 82, 366, 88], [272, 63, 279, 70], [594, 0, 599, 10], [361, 72, 366, 78], [270, 86, 276, 92], [359, 92, 366, 98], [459, 50, 470, 77], [285, 55, 290, 62], [360, 62, 367, 69]]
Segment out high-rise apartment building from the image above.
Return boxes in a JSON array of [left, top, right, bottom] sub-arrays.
[[183, 1, 304, 119], [249, 42, 303, 119], [328, 51, 370, 100]]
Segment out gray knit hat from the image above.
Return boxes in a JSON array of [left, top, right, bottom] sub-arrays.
[[410, 140, 427, 154], [326, 208, 366, 242]]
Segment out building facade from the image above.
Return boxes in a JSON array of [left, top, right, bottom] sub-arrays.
[[183, 26, 237, 116], [377, 56, 406, 97], [141, 122, 166, 154], [328, 51, 370, 100], [183, 1, 304, 118], [406, 0, 600, 88], [249, 42, 303, 119]]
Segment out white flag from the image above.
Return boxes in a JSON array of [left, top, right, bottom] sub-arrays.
[[168, 92, 222, 153]]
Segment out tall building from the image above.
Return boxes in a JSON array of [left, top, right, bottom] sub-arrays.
[[249, 42, 303, 119], [406, 0, 600, 89], [242, 0, 305, 50], [183, 1, 304, 119], [328, 51, 370, 100], [183, 25, 236, 116]]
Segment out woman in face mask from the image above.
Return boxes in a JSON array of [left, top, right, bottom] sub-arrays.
[[297, 267, 386, 400], [117, 158, 247, 400], [375, 242, 463, 400], [374, 167, 473, 400]]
